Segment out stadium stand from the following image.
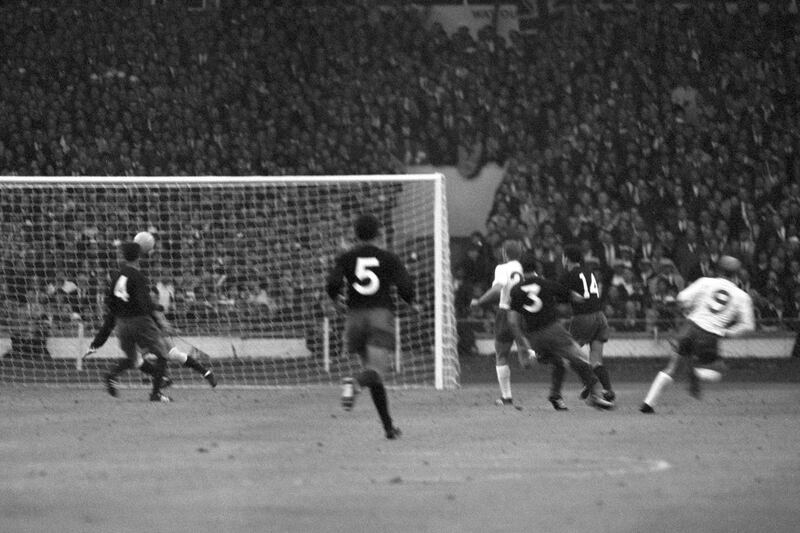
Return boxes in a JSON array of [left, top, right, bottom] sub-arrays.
[[1, 1, 799, 350]]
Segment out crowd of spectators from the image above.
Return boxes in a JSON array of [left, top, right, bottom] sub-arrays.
[[1, 1, 799, 353], [449, 1, 800, 340]]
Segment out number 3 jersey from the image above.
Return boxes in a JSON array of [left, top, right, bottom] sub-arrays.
[[107, 264, 157, 318], [326, 244, 414, 309], [508, 274, 572, 332], [677, 276, 755, 337]]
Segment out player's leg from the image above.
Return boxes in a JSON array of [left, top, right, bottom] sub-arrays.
[[359, 309, 401, 439], [166, 343, 217, 387], [494, 310, 516, 405], [640, 331, 693, 413], [105, 321, 138, 397], [544, 323, 612, 409], [137, 320, 172, 402], [548, 357, 568, 411], [686, 333, 723, 400], [341, 313, 368, 411], [494, 339, 515, 405], [590, 312, 614, 401]]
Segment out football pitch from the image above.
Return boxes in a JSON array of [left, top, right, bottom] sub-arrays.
[[2, 383, 799, 533]]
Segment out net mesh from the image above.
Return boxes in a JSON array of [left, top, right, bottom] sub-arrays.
[[0, 176, 459, 389]]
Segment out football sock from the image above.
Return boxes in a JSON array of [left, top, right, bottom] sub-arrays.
[[150, 358, 167, 395], [368, 383, 393, 432], [550, 362, 566, 398], [496, 365, 512, 399], [183, 355, 208, 374], [643, 371, 674, 407], [594, 365, 613, 392], [109, 358, 133, 378], [569, 359, 598, 390], [137, 359, 158, 377]]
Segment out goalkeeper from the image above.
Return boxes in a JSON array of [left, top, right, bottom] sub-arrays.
[[97, 241, 215, 402], [86, 308, 218, 392]]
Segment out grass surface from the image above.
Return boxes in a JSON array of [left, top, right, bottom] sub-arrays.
[[2, 383, 799, 533]]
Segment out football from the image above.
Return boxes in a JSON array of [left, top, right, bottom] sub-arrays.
[[134, 231, 156, 254]]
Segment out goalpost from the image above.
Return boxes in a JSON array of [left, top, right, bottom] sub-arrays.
[[0, 175, 459, 390]]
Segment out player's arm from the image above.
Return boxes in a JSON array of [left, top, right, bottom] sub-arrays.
[[89, 310, 115, 350], [470, 282, 503, 309], [325, 256, 345, 301], [393, 256, 415, 305], [727, 295, 757, 337], [676, 279, 701, 313]]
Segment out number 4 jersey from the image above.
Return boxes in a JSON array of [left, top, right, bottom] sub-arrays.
[[107, 264, 157, 318], [677, 276, 756, 337], [326, 244, 414, 309]]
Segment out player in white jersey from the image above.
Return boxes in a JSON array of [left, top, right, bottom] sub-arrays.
[[470, 239, 524, 406], [640, 255, 755, 413]]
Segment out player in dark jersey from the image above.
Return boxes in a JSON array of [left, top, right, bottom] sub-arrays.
[[560, 245, 615, 404], [101, 241, 172, 401], [508, 252, 613, 410], [87, 307, 217, 391], [325, 214, 414, 439]]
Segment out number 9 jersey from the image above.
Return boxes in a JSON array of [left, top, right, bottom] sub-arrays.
[[326, 244, 414, 309], [677, 276, 755, 337]]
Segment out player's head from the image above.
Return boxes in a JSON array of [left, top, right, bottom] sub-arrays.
[[121, 241, 141, 263], [501, 239, 523, 262], [354, 214, 380, 241], [520, 250, 538, 275], [563, 244, 583, 265], [718, 255, 741, 277]]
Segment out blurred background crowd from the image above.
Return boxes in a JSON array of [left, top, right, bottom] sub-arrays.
[[1, 0, 799, 356]]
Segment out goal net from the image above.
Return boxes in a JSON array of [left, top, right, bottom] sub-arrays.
[[0, 175, 459, 390]]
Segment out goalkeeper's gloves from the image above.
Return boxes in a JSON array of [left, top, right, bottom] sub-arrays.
[[83, 347, 97, 359]]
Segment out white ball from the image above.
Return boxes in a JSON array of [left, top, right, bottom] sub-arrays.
[[134, 231, 156, 254]]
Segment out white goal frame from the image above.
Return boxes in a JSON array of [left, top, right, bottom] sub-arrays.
[[0, 175, 459, 390]]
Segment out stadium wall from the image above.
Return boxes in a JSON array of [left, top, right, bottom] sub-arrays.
[[474, 336, 797, 359], [1, 336, 311, 361], [408, 163, 505, 238]]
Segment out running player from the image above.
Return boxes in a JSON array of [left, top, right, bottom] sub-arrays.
[[508, 251, 614, 410], [469, 239, 524, 407], [640, 255, 756, 413], [326, 214, 414, 439], [560, 245, 615, 404]]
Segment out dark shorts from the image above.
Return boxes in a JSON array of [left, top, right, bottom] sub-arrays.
[[116, 316, 169, 361], [676, 321, 721, 365], [569, 311, 610, 346], [494, 309, 515, 344], [343, 307, 395, 369], [526, 321, 583, 365]]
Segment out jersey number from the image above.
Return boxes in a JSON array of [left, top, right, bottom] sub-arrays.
[[353, 257, 380, 295], [519, 282, 543, 313], [707, 289, 731, 314], [578, 272, 600, 298], [113, 275, 130, 302]]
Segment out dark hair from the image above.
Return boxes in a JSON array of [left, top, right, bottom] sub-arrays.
[[520, 250, 538, 273], [121, 241, 141, 262], [354, 214, 380, 241], [563, 244, 583, 263]]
